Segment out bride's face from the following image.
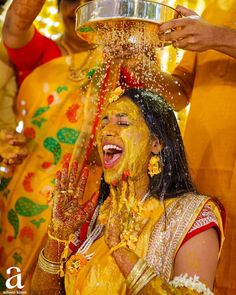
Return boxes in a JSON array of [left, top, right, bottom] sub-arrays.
[[96, 97, 153, 184]]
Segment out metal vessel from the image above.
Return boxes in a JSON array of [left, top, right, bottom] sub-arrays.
[[75, 0, 179, 46]]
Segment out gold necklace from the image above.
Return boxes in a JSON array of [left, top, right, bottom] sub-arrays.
[[59, 39, 96, 82]]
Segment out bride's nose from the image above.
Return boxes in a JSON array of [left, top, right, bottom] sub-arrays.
[[102, 124, 119, 137]]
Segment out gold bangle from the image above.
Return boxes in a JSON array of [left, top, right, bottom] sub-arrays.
[[126, 258, 147, 290], [38, 248, 61, 275], [130, 263, 148, 291], [126, 258, 143, 287], [133, 267, 156, 295], [48, 230, 68, 244]]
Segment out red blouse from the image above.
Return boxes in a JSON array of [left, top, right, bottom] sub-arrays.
[[5, 28, 62, 86]]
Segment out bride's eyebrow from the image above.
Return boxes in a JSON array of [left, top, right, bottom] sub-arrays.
[[102, 116, 109, 120]]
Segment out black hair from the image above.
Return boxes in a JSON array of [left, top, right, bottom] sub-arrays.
[[99, 88, 196, 204]]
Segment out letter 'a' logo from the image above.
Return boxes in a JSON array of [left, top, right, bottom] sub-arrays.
[[5, 267, 24, 289]]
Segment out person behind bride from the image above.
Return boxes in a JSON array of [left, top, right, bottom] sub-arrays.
[[31, 88, 225, 294]]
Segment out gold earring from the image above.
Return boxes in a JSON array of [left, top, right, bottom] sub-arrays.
[[148, 155, 161, 177]]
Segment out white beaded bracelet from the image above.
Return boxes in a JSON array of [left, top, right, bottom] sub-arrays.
[[169, 273, 213, 295]]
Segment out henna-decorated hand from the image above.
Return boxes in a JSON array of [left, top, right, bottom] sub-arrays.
[[104, 177, 148, 250], [104, 178, 128, 249], [105, 211, 123, 249], [50, 161, 99, 240], [0, 128, 28, 166]]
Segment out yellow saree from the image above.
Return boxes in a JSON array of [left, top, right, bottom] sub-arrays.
[[65, 194, 224, 294], [0, 50, 109, 290]]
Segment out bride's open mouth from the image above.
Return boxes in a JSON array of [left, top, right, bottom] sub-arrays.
[[102, 143, 123, 169]]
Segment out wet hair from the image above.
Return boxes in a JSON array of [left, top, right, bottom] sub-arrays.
[[99, 88, 195, 203]]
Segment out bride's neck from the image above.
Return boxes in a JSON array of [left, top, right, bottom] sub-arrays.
[[116, 173, 150, 200]]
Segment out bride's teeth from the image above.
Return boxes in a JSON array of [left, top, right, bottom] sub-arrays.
[[103, 144, 122, 152]]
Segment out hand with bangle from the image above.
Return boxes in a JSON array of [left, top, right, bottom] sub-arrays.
[[32, 160, 99, 290]]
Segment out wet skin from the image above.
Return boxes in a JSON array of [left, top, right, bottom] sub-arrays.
[[96, 97, 155, 185]]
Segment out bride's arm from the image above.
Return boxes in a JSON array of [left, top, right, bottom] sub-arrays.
[[109, 213, 218, 294], [31, 162, 99, 294]]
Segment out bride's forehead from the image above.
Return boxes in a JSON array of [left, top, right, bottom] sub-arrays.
[[105, 97, 140, 115]]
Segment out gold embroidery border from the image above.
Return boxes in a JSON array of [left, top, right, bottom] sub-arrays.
[[145, 194, 209, 281]]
